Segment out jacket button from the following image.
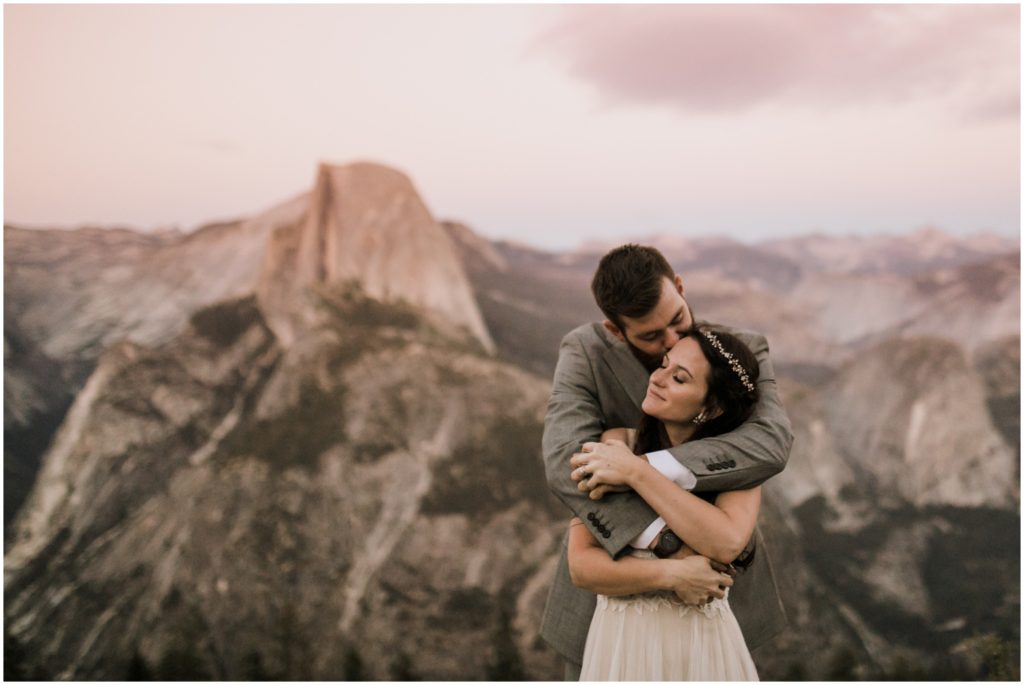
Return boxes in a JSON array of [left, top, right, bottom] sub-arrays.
[[587, 512, 596, 521], [728, 460, 736, 468], [602, 531, 611, 538]]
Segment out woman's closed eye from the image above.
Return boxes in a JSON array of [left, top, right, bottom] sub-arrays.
[[660, 356, 687, 383]]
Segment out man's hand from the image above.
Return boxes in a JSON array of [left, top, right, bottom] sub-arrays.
[[569, 449, 631, 499], [570, 440, 647, 498], [585, 483, 631, 500], [664, 555, 733, 605]]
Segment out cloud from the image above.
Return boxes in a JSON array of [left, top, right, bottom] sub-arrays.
[[537, 5, 1019, 119]]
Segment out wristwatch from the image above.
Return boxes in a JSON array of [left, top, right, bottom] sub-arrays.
[[652, 530, 683, 558]]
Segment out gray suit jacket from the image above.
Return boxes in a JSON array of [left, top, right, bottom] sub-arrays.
[[539, 322, 793, 665]]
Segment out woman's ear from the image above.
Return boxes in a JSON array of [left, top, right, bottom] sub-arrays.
[[704, 402, 724, 420]]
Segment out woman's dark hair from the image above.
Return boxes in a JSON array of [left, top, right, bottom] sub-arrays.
[[635, 323, 760, 452], [634, 323, 761, 567], [591, 244, 675, 330], [686, 324, 760, 441]]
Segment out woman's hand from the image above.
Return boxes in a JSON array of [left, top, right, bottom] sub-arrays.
[[664, 555, 734, 605], [570, 439, 648, 499]]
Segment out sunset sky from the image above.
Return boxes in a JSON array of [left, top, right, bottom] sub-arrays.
[[4, 4, 1020, 249]]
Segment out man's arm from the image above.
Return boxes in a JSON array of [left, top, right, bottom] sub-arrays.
[[566, 519, 732, 603], [543, 329, 661, 557], [544, 327, 793, 557]]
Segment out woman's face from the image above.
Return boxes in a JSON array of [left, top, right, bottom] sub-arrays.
[[640, 336, 711, 425]]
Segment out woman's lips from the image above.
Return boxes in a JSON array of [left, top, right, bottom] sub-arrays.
[[646, 387, 664, 402]]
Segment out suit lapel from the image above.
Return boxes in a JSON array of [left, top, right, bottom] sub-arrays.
[[601, 342, 649, 413]]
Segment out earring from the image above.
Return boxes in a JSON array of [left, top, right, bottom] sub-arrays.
[[692, 410, 708, 426]]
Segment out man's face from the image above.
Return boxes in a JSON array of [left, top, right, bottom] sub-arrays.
[[605, 275, 694, 372]]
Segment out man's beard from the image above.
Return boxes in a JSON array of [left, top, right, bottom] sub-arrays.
[[625, 301, 697, 373], [626, 341, 665, 373]]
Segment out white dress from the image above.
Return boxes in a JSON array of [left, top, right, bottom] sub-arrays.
[[579, 551, 759, 681]]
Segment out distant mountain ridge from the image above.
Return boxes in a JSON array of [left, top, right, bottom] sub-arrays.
[[581, 226, 1016, 278]]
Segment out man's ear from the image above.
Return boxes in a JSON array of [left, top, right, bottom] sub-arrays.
[[602, 320, 627, 343], [674, 274, 685, 297]]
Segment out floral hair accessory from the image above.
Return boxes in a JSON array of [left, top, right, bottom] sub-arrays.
[[698, 329, 756, 394]]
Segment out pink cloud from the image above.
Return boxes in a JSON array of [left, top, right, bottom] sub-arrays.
[[538, 5, 1019, 118]]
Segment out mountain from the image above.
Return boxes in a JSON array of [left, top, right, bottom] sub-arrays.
[[3, 162, 492, 365], [3, 197, 300, 363], [257, 164, 492, 351], [4, 162, 492, 526], [787, 251, 1020, 353], [4, 290, 560, 680], [5, 165, 1019, 680], [760, 227, 1017, 277], [821, 337, 1017, 509], [5, 161, 550, 679]]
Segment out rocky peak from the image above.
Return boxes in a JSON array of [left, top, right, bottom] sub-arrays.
[[257, 162, 493, 351]]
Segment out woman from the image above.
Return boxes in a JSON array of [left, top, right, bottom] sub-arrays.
[[567, 324, 762, 681]]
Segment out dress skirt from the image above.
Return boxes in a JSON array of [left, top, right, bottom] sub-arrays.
[[579, 590, 759, 681]]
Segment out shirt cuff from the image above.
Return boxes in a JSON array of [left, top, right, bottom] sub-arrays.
[[630, 517, 666, 550], [647, 450, 697, 490]]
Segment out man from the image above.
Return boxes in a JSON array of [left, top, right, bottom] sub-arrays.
[[540, 244, 793, 679]]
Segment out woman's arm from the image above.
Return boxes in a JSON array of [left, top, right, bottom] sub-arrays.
[[571, 442, 761, 564], [566, 518, 733, 601], [635, 475, 760, 565]]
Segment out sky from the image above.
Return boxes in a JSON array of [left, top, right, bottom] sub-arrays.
[[4, 3, 1020, 250]]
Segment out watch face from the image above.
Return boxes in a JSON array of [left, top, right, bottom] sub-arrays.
[[663, 532, 682, 552]]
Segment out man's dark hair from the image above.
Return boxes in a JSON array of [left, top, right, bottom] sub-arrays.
[[591, 244, 675, 330]]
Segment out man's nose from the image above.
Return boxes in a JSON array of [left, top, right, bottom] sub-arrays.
[[664, 328, 681, 349]]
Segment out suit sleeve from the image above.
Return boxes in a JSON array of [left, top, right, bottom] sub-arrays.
[[542, 330, 662, 557], [661, 330, 794, 492]]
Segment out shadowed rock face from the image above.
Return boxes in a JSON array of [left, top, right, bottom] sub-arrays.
[[3, 323, 76, 532]]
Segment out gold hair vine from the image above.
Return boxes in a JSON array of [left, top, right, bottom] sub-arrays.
[[698, 329, 756, 393]]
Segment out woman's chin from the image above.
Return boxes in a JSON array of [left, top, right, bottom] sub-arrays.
[[641, 398, 660, 417]]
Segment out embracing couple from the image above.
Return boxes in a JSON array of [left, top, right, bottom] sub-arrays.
[[540, 244, 794, 681]]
